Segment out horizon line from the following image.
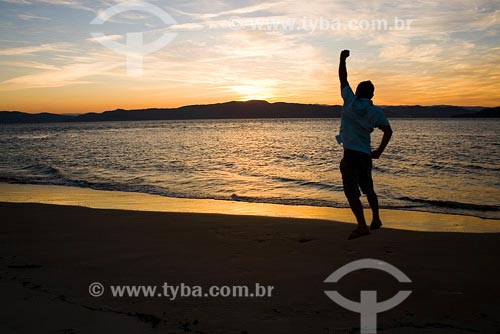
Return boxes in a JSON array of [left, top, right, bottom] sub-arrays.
[[2, 100, 498, 115]]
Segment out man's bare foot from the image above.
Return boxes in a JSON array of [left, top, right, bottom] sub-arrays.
[[348, 227, 370, 240], [370, 220, 383, 230]]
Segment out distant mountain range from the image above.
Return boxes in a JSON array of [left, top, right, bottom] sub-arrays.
[[1, 100, 499, 124]]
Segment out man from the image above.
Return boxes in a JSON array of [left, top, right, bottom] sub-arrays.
[[337, 49, 393, 240]]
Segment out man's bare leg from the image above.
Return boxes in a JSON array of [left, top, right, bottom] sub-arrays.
[[347, 197, 370, 239], [366, 191, 382, 230]]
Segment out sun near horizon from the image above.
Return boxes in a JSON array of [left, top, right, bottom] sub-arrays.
[[0, 1, 499, 114]]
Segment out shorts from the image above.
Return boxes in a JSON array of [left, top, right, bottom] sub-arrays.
[[340, 149, 374, 199]]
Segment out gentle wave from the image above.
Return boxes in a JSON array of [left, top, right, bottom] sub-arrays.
[[229, 193, 338, 207], [397, 196, 500, 212], [13, 134, 57, 140], [1, 162, 499, 219], [0, 164, 65, 183], [270, 176, 343, 191]]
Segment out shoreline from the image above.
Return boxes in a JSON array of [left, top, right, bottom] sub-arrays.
[[1, 182, 499, 233]]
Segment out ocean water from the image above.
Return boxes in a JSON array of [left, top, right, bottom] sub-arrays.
[[0, 119, 499, 219]]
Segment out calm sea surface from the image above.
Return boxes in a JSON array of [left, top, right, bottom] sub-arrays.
[[1, 119, 499, 219]]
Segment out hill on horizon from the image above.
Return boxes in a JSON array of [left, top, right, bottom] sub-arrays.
[[1, 100, 499, 124]]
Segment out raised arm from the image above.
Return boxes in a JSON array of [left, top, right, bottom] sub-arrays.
[[339, 49, 350, 90]]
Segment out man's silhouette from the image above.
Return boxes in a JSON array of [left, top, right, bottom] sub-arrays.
[[337, 50, 393, 240]]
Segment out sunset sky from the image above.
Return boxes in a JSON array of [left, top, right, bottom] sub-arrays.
[[0, 0, 499, 113]]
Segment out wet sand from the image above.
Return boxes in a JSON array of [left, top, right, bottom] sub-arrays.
[[1, 183, 499, 233]]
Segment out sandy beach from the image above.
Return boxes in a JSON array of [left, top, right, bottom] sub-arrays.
[[1, 188, 500, 333]]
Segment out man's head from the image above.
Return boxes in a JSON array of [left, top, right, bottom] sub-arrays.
[[355, 81, 375, 100]]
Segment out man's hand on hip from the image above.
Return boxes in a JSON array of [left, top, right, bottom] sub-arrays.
[[371, 149, 382, 159]]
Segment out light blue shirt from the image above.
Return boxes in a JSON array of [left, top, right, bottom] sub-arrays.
[[336, 85, 390, 155]]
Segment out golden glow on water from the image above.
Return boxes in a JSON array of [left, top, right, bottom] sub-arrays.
[[1, 119, 498, 219]]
